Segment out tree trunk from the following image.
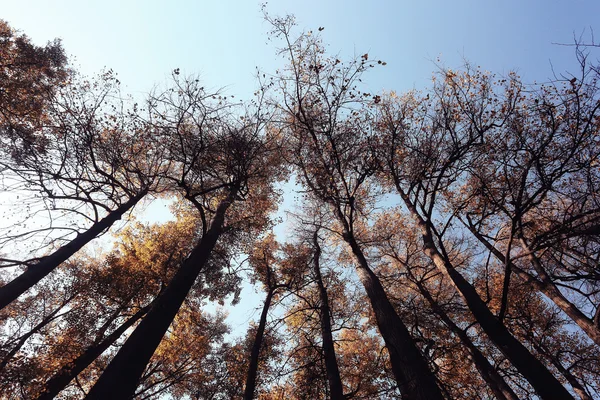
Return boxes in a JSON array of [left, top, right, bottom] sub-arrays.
[[313, 232, 344, 400], [399, 194, 575, 400], [467, 223, 600, 346], [36, 304, 151, 400], [85, 186, 238, 400], [243, 289, 274, 400], [411, 276, 519, 400], [343, 232, 444, 400], [0, 189, 147, 310]]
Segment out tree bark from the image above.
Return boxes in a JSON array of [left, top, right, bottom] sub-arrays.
[[36, 304, 151, 400], [85, 186, 238, 400], [343, 232, 444, 400], [243, 289, 274, 400], [399, 193, 575, 400], [313, 232, 344, 400], [0, 189, 147, 310]]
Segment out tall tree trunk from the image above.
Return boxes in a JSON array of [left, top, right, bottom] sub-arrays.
[[466, 223, 600, 346], [85, 186, 238, 400], [243, 289, 274, 400], [36, 304, 151, 400], [399, 192, 575, 400], [410, 275, 519, 400], [342, 231, 444, 400], [0, 189, 147, 310], [313, 232, 344, 400]]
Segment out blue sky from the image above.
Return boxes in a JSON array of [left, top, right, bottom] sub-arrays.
[[3, 0, 599, 336], [4, 1, 599, 97]]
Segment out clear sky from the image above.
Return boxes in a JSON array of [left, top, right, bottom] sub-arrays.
[[4, 1, 600, 97], [3, 0, 599, 337]]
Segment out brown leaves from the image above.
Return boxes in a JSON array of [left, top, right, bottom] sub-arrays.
[[0, 20, 69, 152]]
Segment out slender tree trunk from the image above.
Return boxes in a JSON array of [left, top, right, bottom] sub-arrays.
[[36, 304, 151, 400], [498, 225, 516, 322], [0, 190, 147, 310], [243, 289, 274, 400], [313, 232, 344, 400], [343, 232, 444, 400], [399, 193, 574, 400], [411, 276, 519, 400], [85, 186, 238, 400], [466, 223, 600, 346]]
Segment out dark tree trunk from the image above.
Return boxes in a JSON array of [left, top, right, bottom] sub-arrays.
[[343, 232, 444, 400], [36, 304, 151, 400], [0, 190, 147, 310], [85, 187, 238, 400], [399, 193, 575, 400], [411, 276, 519, 400], [243, 289, 274, 400], [313, 232, 344, 400]]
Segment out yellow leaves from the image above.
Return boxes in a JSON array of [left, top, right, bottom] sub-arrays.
[[103, 206, 203, 300]]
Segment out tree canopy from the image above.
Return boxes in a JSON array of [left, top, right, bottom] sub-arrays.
[[0, 15, 599, 400]]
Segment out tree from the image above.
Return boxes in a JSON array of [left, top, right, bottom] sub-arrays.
[[310, 229, 344, 400], [2, 14, 599, 400], [0, 71, 160, 310], [133, 306, 229, 400], [244, 234, 290, 400], [374, 66, 578, 399], [449, 58, 600, 345], [85, 74, 282, 399], [372, 211, 519, 400], [30, 209, 202, 399], [267, 13, 444, 399], [271, 221, 348, 399], [0, 259, 84, 396]]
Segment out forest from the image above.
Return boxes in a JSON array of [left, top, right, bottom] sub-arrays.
[[0, 11, 599, 400]]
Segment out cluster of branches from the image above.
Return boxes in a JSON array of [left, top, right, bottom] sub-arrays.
[[1, 14, 600, 400]]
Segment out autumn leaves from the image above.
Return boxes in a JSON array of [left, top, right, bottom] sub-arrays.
[[1, 15, 600, 400]]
